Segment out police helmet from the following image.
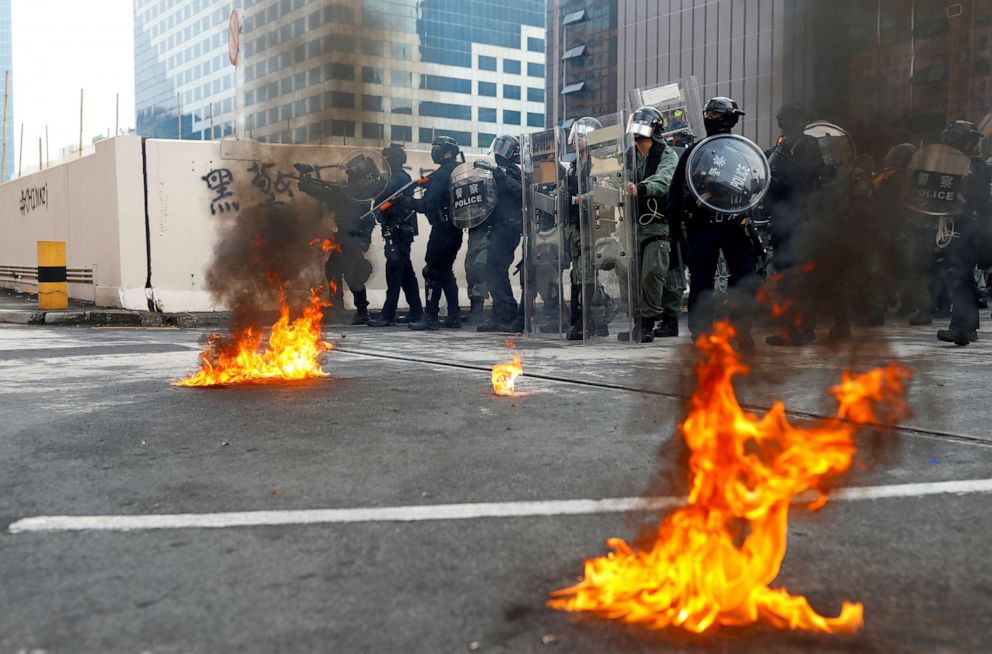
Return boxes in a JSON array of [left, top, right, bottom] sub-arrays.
[[431, 135, 460, 165], [567, 117, 603, 151], [627, 106, 667, 143], [941, 121, 982, 154], [703, 97, 745, 134], [490, 134, 520, 166], [776, 102, 811, 131], [381, 143, 407, 170]]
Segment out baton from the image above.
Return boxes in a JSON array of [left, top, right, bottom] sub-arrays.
[[356, 170, 437, 224]]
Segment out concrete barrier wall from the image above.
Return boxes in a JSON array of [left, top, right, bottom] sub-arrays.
[[0, 136, 148, 309], [2, 135, 500, 313]]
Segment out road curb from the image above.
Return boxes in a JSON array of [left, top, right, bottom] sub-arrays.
[[0, 308, 231, 328]]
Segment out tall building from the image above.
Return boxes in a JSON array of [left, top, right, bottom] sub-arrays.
[[134, 0, 238, 140], [546, 0, 991, 156], [0, 0, 12, 181], [240, 0, 546, 152], [545, 0, 620, 125]]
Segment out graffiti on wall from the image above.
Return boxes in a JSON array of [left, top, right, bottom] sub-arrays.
[[18, 184, 49, 216], [202, 162, 305, 214]]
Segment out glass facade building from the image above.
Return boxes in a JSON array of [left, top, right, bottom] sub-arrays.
[[1, 0, 12, 180], [134, 0, 238, 140], [240, 0, 546, 151]]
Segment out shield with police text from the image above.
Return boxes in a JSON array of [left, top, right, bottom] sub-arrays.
[[687, 134, 771, 215], [449, 162, 497, 229], [902, 143, 972, 221], [521, 128, 569, 337]]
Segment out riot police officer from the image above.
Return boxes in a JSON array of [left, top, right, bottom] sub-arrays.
[[565, 117, 606, 341], [478, 135, 525, 333], [762, 103, 824, 345], [297, 174, 374, 325], [404, 136, 465, 331], [616, 106, 680, 342], [666, 97, 761, 349], [936, 121, 992, 346], [367, 144, 424, 327]]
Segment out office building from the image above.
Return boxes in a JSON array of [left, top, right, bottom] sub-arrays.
[[240, 0, 546, 151], [134, 0, 238, 140]]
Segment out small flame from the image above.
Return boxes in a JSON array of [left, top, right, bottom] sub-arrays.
[[175, 284, 332, 387], [492, 340, 523, 396], [309, 238, 342, 253], [548, 321, 911, 634]]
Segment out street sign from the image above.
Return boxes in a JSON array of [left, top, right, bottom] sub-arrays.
[[228, 10, 241, 66]]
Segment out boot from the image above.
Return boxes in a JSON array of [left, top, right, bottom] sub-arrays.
[[653, 317, 680, 338], [410, 283, 442, 331], [937, 329, 970, 346], [367, 315, 396, 327], [351, 290, 369, 325], [408, 316, 441, 331], [619, 317, 655, 343], [442, 314, 463, 329]]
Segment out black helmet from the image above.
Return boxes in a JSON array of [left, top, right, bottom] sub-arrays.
[[490, 134, 520, 166], [941, 120, 982, 154], [627, 106, 667, 143], [703, 97, 745, 135], [431, 135, 460, 165], [381, 143, 407, 170], [776, 102, 811, 131]]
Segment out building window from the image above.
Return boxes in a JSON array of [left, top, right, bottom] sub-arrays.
[[363, 39, 384, 56], [478, 107, 498, 123], [504, 85, 521, 100], [478, 133, 497, 149], [392, 43, 412, 60], [392, 98, 413, 115], [325, 91, 355, 109], [503, 59, 521, 75], [363, 95, 384, 112], [324, 33, 354, 53], [363, 123, 385, 140], [391, 125, 413, 142], [527, 88, 545, 103], [527, 113, 544, 128], [528, 62, 545, 78], [478, 55, 497, 71], [503, 110, 521, 125], [327, 62, 354, 81], [325, 5, 354, 24], [420, 128, 472, 146], [327, 120, 355, 137], [418, 75, 470, 94], [391, 70, 413, 88], [362, 67, 384, 84], [307, 95, 321, 114], [419, 102, 472, 120], [527, 37, 545, 53], [478, 81, 497, 97]]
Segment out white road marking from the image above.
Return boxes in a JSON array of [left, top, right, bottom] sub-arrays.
[[9, 478, 992, 534]]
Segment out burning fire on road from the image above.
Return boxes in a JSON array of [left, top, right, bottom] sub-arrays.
[[548, 321, 911, 634], [492, 339, 523, 396]]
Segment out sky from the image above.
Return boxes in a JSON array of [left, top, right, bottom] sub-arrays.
[[10, 0, 135, 169]]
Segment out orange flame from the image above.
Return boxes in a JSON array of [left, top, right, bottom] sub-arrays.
[[548, 321, 911, 634], [309, 238, 342, 253], [175, 285, 333, 387], [492, 341, 523, 396]]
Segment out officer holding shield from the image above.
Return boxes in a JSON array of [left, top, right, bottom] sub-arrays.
[[666, 97, 764, 349], [566, 117, 605, 341], [617, 106, 680, 342]]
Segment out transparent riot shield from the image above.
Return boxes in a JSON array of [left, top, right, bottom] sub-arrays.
[[521, 128, 569, 336], [902, 144, 972, 241], [627, 76, 704, 147], [576, 112, 641, 343]]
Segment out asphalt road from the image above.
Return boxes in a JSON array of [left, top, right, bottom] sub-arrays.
[[0, 320, 990, 653]]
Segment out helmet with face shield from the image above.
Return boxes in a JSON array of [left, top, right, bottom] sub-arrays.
[[567, 117, 603, 152], [627, 106, 667, 144], [489, 134, 521, 167]]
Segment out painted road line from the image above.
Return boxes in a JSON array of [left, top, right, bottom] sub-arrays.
[[9, 478, 992, 534]]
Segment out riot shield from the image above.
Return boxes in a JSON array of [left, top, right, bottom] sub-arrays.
[[804, 122, 856, 189], [449, 162, 497, 229], [521, 128, 569, 336], [336, 149, 391, 201], [575, 112, 641, 343], [686, 134, 771, 215], [627, 76, 704, 145], [902, 143, 972, 231]]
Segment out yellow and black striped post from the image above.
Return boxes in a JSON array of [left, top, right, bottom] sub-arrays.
[[37, 241, 68, 310]]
